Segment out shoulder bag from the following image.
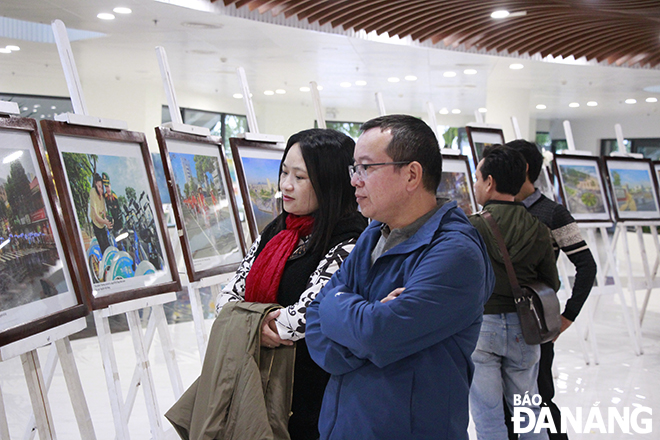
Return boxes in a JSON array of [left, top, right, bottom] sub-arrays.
[[481, 210, 561, 345]]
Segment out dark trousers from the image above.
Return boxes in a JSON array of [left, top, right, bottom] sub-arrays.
[[505, 341, 568, 440]]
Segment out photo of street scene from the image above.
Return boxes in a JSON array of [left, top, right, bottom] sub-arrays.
[[62, 152, 166, 288], [169, 151, 242, 270], [437, 171, 475, 215], [241, 156, 281, 233], [0, 144, 67, 316], [608, 166, 658, 213], [559, 164, 608, 215]]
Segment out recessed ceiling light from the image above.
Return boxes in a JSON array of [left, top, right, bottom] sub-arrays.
[[355, 80, 367, 86], [33, 104, 40, 108], [464, 69, 477, 75], [646, 97, 658, 103], [264, 90, 274, 96], [509, 63, 524, 70], [439, 108, 449, 115], [300, 86, 310, 92], [232, 93, 243, 99], [451, 109, 461, 114], [340, 82, 351, 88], [316, 85, 323, 91], [404, 75, 417, 81], [443, 71, 457, 78], [275, 89, 286, 94], [21, 107, 28, 111], [587, 101, 598, 107], [625, 98, 637, 104], [113, 7, 132, 14], [569, 102, 580, 108], [387, 77, 400, 83], [536, 104, 547, 110], [6, 45, 20, 51], [478, 108, 487, 113], [491, 10, 510, 19], [97, 13, 115, 20], [0, 48, 11, 54], [51, 106, 57, 110]]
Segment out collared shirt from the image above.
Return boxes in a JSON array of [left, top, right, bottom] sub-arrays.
[[371, 204, 441, 264], [521, 188, 542, 209]]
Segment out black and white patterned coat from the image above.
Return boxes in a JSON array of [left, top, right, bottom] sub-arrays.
[[216, 236, 357, 341]]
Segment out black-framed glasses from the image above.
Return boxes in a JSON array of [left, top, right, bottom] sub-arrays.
[[348, 161, 411, 180]]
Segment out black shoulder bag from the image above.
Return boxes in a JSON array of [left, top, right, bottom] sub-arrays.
[[482, 211, 561, 345]]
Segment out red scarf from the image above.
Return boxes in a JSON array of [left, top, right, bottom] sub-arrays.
[[244, 214, 315, 303]]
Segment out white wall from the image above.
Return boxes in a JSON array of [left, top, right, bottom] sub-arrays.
[[546, 109, 660, 155]]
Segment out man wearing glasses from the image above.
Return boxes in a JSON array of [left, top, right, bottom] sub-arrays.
[[306, 114, 495, 440]]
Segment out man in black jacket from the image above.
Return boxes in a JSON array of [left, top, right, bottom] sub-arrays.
[[507, 139, 597, 440]]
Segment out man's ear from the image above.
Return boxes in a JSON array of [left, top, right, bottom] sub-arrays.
[[486, 174, 495, 193], [406, 161, 424, 190]]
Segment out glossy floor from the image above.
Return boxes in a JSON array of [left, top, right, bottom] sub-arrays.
[[0, 290, 658, 439]]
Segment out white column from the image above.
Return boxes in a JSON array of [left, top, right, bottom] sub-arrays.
[[485, 87, 531, 142]]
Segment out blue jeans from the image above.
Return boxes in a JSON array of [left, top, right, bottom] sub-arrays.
[[470, 313, 548, 440]]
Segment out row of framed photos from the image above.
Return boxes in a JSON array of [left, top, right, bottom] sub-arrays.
[[436, 150, 660, 224], [0, 114, 284, 346]]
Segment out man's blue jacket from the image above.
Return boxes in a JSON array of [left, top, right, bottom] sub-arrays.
[[306, 201, 495, 440]]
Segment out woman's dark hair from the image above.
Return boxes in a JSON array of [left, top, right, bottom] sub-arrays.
[[275, 128, 357, 254]]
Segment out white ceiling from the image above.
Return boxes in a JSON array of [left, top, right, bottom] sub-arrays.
[[1, 0, 660, 121]]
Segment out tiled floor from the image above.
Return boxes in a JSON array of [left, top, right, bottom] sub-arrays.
[[1, 242, 659, 439]]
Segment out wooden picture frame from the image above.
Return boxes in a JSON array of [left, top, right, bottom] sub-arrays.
[[603, 156, 660, 222], [0, 115, 88, 346], [229, 137, 285, 243], [40, 120, 180, 309], [465, 125, 505, 168], [437, 154, 477, 215], [155, 127, 246, 281], [553, 154, 612, 223]]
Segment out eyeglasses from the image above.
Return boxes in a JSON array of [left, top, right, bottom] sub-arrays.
[[348, 161, 411, 181]]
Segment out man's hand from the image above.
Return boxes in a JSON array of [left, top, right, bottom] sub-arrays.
[[261, 309, 294, 348], [552, 316, 573, 342], [381, 287, 405, 303]]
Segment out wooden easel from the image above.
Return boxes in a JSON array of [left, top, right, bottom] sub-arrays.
[[92, 292, 182, 440], [0, 318, 94, 440]]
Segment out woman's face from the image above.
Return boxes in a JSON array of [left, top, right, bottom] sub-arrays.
[[95, 180, 103, 194], [280, 143, 318, 216]]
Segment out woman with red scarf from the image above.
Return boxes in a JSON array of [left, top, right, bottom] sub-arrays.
[[216, 128, 367, 440]]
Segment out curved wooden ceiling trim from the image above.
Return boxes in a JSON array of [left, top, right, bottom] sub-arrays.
[[218, 0, 660, 68]]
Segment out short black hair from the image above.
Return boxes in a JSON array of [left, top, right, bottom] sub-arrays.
[[480, 145, 526, 196], [505, 139, 544, 183], [360, 114, 442, 192], [275, 128, 357, 254]]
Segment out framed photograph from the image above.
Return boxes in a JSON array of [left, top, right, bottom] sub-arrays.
[[603, 156, 660, 222], [465, 125, 505, 168], [0, 116, 88, 346], [229, 137, 285, 242], [40, 120, 180, 309], [553, 154, 612, 223], [155, 127, 246, 281], [436, 154, 477, 215]]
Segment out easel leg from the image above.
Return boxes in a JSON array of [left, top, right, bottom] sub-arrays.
[[0, 385, 11, 440], [152, 305, 183, 399], [23, 342, 58, 440], [187, 283, 208, 362], [601, 226, 642, 356], [54, 338, 96, 440], [639, 226, 660, 325], [619, 225, 644, 354], [20, 351, 55, 440], [125, 310, 165, 440], [93, 311, 131, 440]]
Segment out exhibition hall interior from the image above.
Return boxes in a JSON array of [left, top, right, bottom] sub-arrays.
[[1, 0, 659, 438]]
